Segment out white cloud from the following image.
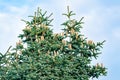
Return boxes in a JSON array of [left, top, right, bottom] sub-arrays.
[[8, 6, 29, 14], [0, 6, 28, 53]]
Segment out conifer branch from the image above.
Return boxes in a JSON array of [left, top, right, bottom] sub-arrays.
[[5, 46, 12, 55]]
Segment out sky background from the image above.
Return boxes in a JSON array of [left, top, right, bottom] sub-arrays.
[[0, 0, 120, 80]]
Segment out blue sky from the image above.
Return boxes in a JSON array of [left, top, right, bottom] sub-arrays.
[[0, 0, 120, 80]]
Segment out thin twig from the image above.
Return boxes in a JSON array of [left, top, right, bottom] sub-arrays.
[[5, 46, 12, 55]]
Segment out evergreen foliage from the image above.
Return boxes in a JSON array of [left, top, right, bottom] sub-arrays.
[[0, 7, 107, 80]]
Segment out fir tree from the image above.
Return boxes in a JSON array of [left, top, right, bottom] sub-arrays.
[[0, 7, 107, 80]]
